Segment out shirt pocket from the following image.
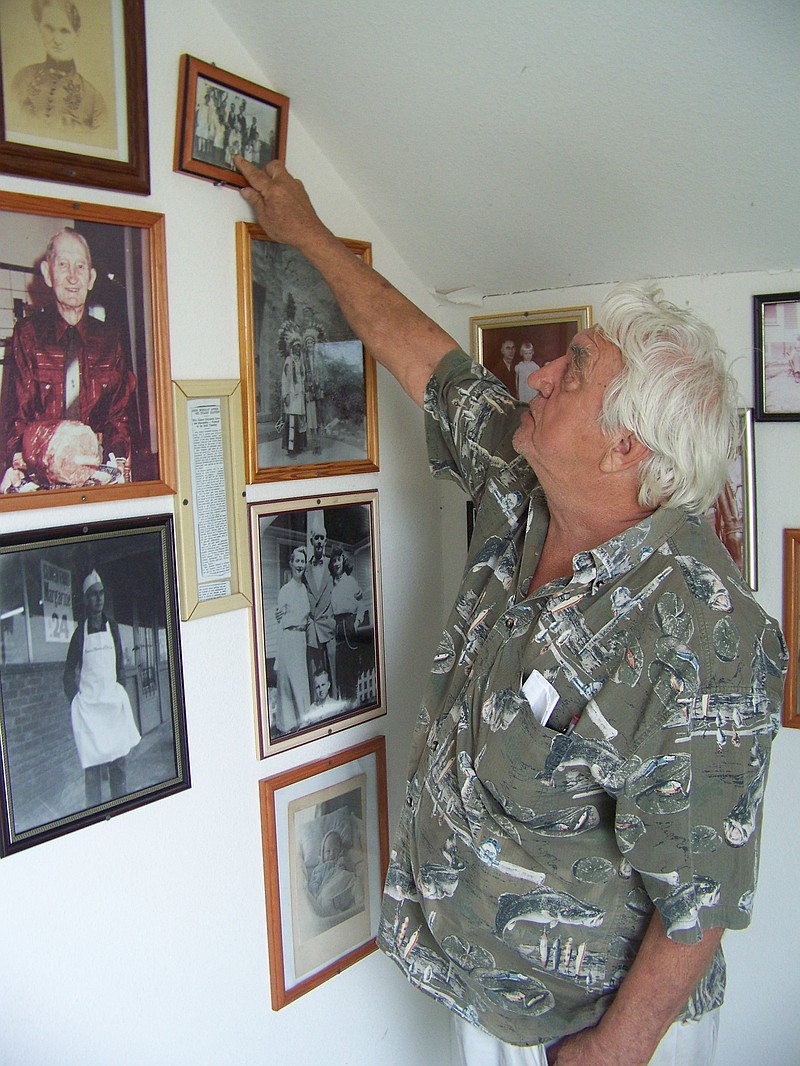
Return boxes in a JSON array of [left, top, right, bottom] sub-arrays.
[[84, 361, 122, 410], [32, 350, 64, 410]]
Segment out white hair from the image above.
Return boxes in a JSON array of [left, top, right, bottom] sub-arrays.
[[596, 282, 739, 515]]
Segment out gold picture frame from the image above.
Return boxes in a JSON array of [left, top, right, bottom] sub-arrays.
[[0, 189, 175, 511], [470, 305, 593, 399], [172, 379, 252, 621], [236, 223, 379, 483]]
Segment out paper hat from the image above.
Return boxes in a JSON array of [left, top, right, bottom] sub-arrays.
[[82, 570, 103, 594], [307, 510, 326, 539]]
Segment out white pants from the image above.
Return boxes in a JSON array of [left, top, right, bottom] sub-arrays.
[[451, 1008, 719, 1066]]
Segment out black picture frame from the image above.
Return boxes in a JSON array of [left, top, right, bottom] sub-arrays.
[[753, 290, 800, 420], [0, 514, 189, 856], [0, 0, 150, 195]]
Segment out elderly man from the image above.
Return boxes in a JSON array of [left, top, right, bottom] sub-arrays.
[[491, 336, 519, 396], [304, 515, 337, 699], [235, 157, 786, 1066], [1, 228, 136, 492]]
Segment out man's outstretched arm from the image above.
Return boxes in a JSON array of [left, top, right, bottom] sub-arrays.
[[235, 157, 457, 407]]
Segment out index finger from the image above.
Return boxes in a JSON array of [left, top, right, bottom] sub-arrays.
[[234, 156, 286, 183], [233, 154, 256, 179]]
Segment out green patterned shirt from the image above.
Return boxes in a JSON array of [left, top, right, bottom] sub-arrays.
[[377, 350, 786, 1046]]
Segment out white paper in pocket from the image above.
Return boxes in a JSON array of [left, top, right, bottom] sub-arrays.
[[522, 669, 560, 727]]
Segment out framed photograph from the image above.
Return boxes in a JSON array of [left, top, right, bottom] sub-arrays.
[[0, 514, 190, 856], [470, 305, 593, 400], [783, 529, 800, 729], [250, 490, 385, 758], [753, 291, 800, 420], [172, 379, 251, 621], [237, 223, 379, 483], [0, 189, 176, 511], [173, 54, 288, 188], [704, 409, 757, 588], [0, 0, 150, 194], [259, 735, 388, 1008]]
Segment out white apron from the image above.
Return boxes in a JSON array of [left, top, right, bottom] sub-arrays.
[[70, 622, 141, 769]]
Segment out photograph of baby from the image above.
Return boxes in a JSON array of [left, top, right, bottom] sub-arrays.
[[288, 779, 370, 980], [259, 735, 387, 1007]]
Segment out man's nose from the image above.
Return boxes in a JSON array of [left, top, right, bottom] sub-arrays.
[[528, 356, 565, 397]]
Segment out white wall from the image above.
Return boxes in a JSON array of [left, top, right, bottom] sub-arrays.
[[3, 3, 798, 1064], [0, 4, 450, 1064], [436, 271, 800, 1064]]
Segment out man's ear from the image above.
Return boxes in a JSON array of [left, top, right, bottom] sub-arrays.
[[40, 259, 53, 289], [599, 432, 650, 474]]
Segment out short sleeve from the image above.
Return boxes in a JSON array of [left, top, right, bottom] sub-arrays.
[[615, 692, 778, 944], [423, 349, 525, 501]]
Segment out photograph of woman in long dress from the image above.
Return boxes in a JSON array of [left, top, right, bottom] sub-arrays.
[[274, 546, 312, 735]]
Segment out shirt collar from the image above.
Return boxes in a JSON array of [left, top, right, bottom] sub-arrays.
[[44, 58, 77, 76], [572, 506, 687, 595], [52, 308, 88, 342]]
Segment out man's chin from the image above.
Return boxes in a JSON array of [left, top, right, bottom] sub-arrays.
[[511, 425, 527, 456]]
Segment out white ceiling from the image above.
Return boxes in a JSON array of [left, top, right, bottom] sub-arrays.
[[214, 0, 800, 298]]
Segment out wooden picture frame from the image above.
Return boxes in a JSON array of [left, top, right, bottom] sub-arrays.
[[0, 189, 175, 511], [704, 409, 757, 588], [470, 305, 593, 400], [172, 379, 251, 621], [173, 54, 288, 188], [236, 223, 379, 483], [250, 490, 386, 758], [259, 736, 388, 1008], [753, 291, 800, 420], [0, 514, 190, 855], [783, 529, 800, 729], [0, 0, 150, 194]]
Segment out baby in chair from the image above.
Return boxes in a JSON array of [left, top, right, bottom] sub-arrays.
[[308, 828, 356, 913]]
